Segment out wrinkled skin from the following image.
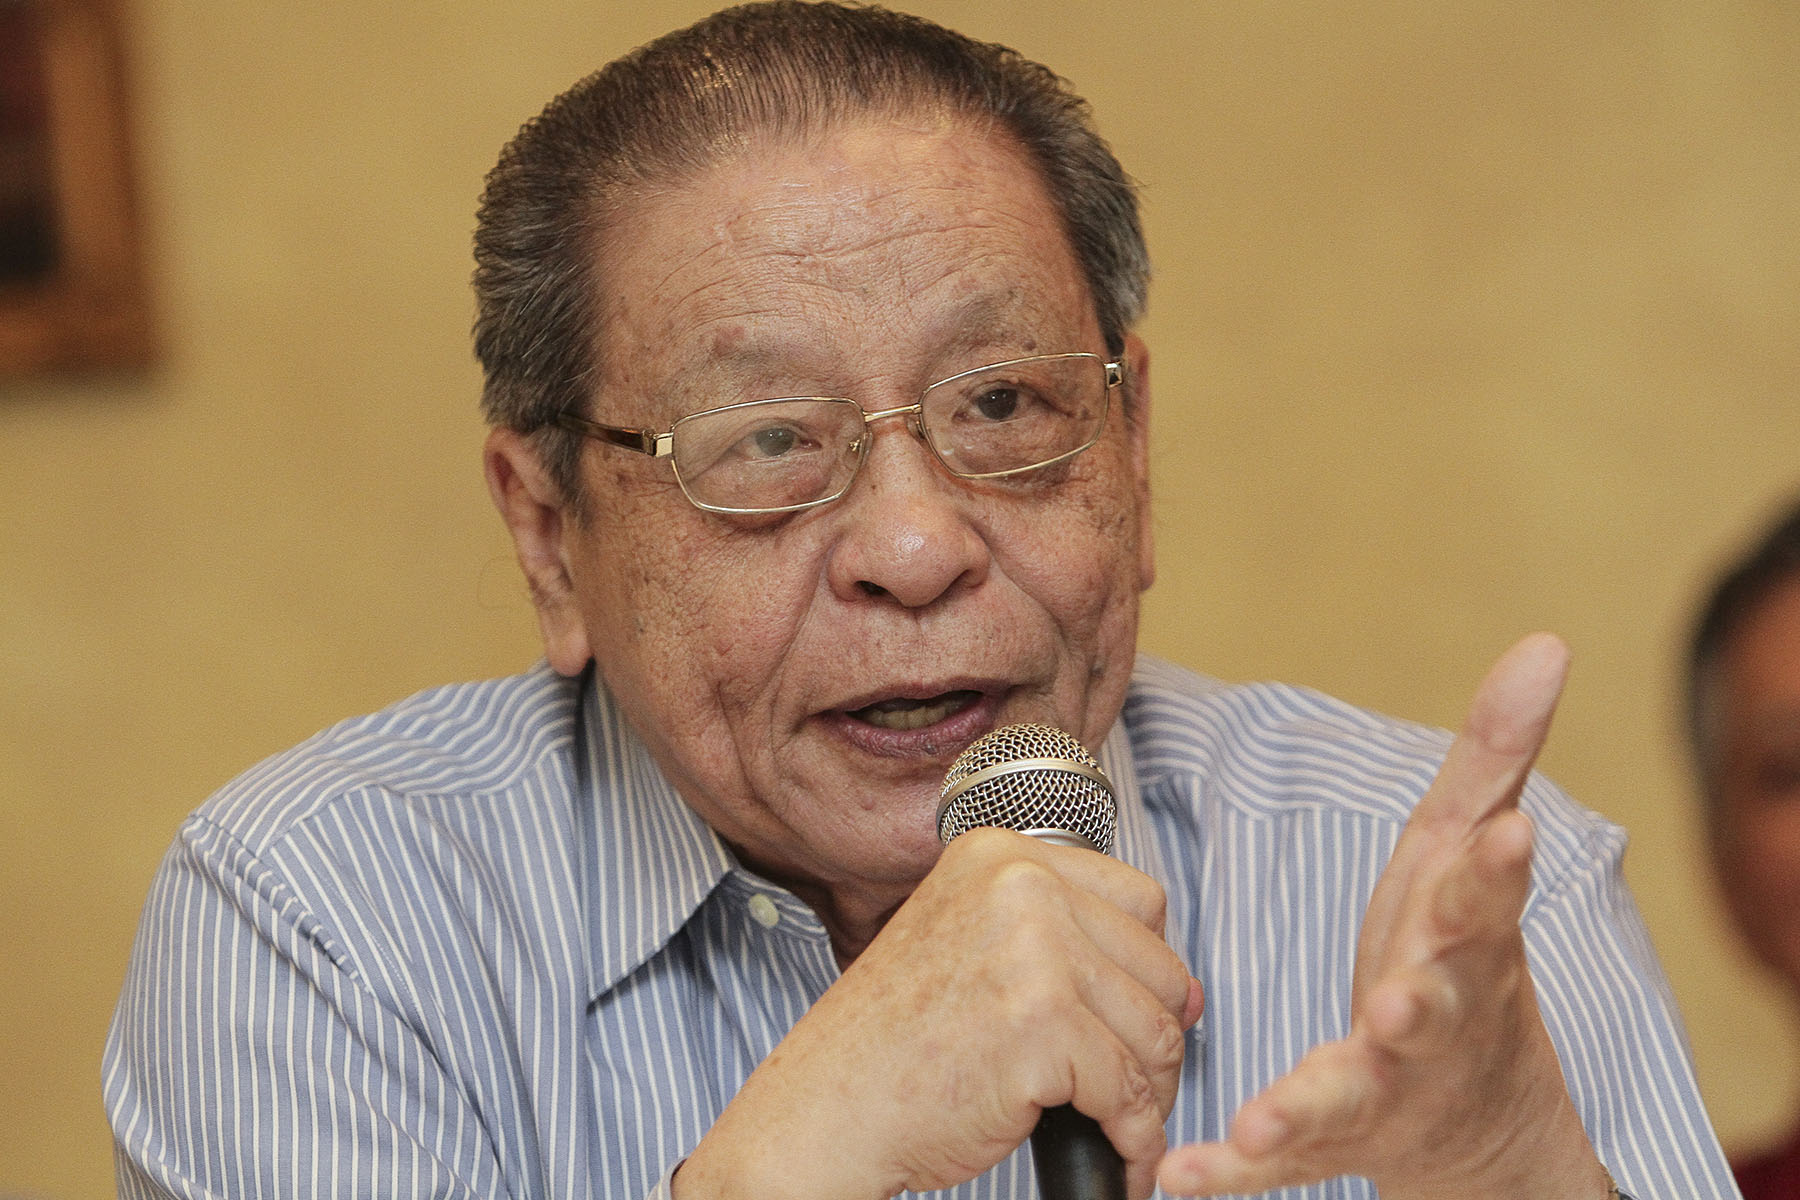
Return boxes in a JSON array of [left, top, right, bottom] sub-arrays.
[[487, 113, 1611, 1199], [490, 116, 1153, 956]]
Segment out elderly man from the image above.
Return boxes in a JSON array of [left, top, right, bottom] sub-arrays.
[[105, 4, 1734, 1198]]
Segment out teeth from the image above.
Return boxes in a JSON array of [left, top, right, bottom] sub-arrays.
[[853, 692, 975, 731]]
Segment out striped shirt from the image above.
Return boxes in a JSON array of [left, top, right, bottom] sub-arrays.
[[103, 654, 1739, 1198]]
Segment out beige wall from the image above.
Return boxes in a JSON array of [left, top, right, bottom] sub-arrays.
[[3, 2, 1796, 1195]]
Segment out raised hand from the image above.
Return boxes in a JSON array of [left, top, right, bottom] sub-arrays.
[[1158, 633, 1612, 1200]]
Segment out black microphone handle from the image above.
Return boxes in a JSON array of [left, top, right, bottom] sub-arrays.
[[1030, 1102, 1127, 1200]]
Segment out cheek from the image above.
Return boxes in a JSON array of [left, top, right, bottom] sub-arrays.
[[985, 458, 1146, 737], [578, 518, 821, 727], [1031, 460, 1146, 633], [1718, 808, 1800, 968], [1735, 819, 1800, 895]]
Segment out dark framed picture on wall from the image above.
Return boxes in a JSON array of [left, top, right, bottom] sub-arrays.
[[0, 0, 152, 375]]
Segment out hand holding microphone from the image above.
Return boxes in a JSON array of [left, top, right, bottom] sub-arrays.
[[677, 724, 1198, 1200], [937, 723, 1129, 1200]]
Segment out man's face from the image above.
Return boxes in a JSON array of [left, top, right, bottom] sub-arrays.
[[529, 116, 1152, 920], [1710, 573, 1800, 992]]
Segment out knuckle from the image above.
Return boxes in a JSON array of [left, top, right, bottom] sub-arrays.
[[1124, 1060, 1158, 1114], [1106, 866, 1167, 931], [985, 856, 1064, 910], [1145, 1008, 1187, 1077], [990, 966, 1077, 1037], [1135, 877, 1168, 933], [1106, 1044, 1161, 1120], [942, 824, 1020, 864], [1099, 1070, 1172, 1169]]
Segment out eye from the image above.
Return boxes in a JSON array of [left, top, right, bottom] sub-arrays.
[[748, 423, 801, 458], [971, 386, 1022, 422], [715, 417, 824, 464]]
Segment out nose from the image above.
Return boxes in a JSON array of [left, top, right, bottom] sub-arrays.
[[825, 414, 990, 608]]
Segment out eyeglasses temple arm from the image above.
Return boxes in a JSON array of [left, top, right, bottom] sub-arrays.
[[551, 413, 673, 458]]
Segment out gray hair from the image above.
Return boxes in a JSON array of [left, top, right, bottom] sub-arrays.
[[472, 0, 1149, 505], [1685, 494, 1800, 803]]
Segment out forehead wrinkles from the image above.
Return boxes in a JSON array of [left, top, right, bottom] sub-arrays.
[[721, 168, 1020, 249], [665, 178, 1044, 341], [637, 118, 1055, 278], [591, 124, 1088, 403]]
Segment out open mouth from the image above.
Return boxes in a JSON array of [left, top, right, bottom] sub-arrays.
[[847, 690, 982, 731]]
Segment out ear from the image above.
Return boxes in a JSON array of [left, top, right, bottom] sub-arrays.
[[1122, 333, 1155, 592], [483, 428, 594, 676]]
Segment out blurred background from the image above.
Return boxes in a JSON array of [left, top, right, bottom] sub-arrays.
[[2, 0, 1795, 1195]]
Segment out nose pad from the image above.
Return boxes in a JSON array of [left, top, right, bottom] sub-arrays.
[[843, 405, 931, 489]]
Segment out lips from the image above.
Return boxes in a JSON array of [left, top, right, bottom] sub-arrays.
[[847, 690, 981, 731]]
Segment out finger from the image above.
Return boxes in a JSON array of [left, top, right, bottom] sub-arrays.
[[978, 832, 1198, 1024], [1357, 636, 1568, 957], [1433, 807, 1535, 940], [1066, 951, 1191, 1114], [1158, 1038, 1377, 1197], [1356, 819, 1536, 1066], [994, 877, 1194, 1113], [1157, 1032, 1395, 1195], [1157, 1106, 1339, 1198], [1159, 1135, 1338, 1199], [947, 827, 1171, 934], [1419, 632, 1570, 831], [1059, 882, 1202, 1022], [938, 838, 1197, 1100], [1045, 1009, 1174, 1195], [1361, 811, 1534, 1044], [1048, 836, 1174, 934], [1158, 1139, 1254, 1197], [1229, 1038, 1371, 1155]]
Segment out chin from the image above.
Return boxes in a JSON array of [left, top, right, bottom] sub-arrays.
[[845, 824, 949, 889]]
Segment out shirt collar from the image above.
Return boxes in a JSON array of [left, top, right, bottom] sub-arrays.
[[575, 672, 737, 1002], [1099, 714, 1168, 892], [574, 671, 1164, 1002]]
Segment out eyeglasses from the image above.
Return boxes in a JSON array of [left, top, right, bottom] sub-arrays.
[[552, 352, 1122, 515]]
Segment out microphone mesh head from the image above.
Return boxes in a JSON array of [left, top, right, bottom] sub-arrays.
[[937, 723, 1117, 853]]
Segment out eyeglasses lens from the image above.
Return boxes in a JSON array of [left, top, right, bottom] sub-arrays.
[[669, 354, 1109, 513]]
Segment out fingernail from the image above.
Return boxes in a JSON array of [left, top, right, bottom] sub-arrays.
[[1182, 977, 1205, 1027]]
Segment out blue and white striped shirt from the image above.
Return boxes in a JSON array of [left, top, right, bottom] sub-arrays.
[[104, 655, 1740, 1198]]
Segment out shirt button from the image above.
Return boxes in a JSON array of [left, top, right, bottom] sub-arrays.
[[748, 893, 780, 929]]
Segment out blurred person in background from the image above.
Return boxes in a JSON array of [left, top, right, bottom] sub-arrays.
[[1688, 495, 1800, 1200]]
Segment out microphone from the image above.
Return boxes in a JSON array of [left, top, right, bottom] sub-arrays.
[[937, 723, 1126, 1200]]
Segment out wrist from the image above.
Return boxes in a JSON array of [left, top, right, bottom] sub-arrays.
[[674, 1070, 902, 1200], [1372, 1130, 1613, 1200], [676, 1121, 886, 1200]]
